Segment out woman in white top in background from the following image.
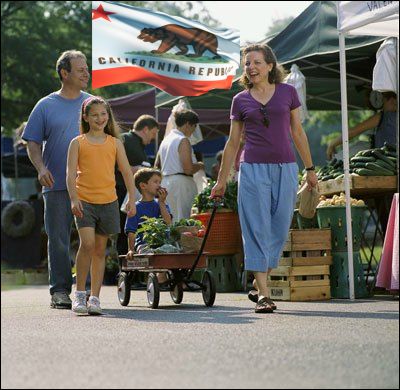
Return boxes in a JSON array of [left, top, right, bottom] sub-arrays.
[[156, 109, 204, 222]]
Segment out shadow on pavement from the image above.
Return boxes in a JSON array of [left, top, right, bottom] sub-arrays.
[[275, 309, 399, 320], [102, 304, 261, 324]]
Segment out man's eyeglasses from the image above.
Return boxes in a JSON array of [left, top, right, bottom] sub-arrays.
[[259, 105, 270, 127]]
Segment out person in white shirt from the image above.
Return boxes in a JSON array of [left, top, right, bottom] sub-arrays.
[[156, 110, 204, 222]]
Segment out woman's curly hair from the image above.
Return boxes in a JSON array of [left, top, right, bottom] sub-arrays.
[[239, 44, 287, 89]]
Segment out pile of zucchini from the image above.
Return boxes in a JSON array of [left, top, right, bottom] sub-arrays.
[[316, 159, 344, 181], [350, 142, 397, 176]]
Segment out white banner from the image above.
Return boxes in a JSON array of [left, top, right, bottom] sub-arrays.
[[337, 1, 399, 37]]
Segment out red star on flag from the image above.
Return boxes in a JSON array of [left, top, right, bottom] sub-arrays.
[[92, 4, 115, 22]]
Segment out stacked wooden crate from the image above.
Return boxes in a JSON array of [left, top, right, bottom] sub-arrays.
[[267, 229, 332, 301]]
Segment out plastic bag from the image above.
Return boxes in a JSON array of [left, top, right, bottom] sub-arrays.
[[285, 64, 309, 123], [165, 98, 203, 145]]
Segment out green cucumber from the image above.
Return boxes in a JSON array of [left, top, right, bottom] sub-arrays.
[[373, 159, 395, 171], [350, 162, 368, 168], [384, 151, 397, 158], [359, 150, 374, 157], [365, 162, 395, 175], [350, 156, 376, 163], [355, 168, 381, 176], [372, 150, 395, 166]]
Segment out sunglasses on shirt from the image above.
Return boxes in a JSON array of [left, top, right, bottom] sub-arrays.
[[259, 105, 270, 128]]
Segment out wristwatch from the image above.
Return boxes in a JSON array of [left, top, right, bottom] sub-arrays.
[[305, 165, 315, 171]]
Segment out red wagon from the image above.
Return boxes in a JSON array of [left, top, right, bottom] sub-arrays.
[[117, 203, 220, 309]]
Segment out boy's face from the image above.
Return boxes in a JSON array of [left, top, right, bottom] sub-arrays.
[[141, 174, 162, 197]]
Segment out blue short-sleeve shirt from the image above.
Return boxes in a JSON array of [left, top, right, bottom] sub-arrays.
[[22, 91, 91, 192], [125, 199, 172, 250]]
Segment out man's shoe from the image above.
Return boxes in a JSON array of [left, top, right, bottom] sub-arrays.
[[50, 292, 72, 309]]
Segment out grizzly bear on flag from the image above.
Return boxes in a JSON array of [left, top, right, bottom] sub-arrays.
[[138, 24, 221, 59]]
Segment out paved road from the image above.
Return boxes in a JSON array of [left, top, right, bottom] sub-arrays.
[[1, 286, 399, 389]]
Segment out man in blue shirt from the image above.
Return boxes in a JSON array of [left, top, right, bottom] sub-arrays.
[[22, 50, 91, 309]]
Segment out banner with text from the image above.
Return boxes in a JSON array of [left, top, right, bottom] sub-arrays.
[[92, 1, 240, 96]]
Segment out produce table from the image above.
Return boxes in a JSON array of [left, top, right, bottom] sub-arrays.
[[318, 175, 397, 198], [318, 175, 398, 292]]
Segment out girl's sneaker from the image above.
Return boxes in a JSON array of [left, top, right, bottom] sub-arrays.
[[72, 291, 88, 314], [87, 296, 102, 315]]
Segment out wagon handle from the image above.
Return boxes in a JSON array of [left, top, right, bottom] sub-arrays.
[[187, 199, 221, 279]]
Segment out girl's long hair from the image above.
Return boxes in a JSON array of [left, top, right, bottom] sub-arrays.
[[239, 44, 287, 89], [80, 97, 120, 138]]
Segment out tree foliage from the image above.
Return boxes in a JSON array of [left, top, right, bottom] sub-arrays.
[[1, 1, 218, 135], [264, 16, 294, 38]]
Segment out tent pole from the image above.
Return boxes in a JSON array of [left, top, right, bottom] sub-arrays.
[[339, 32, 355, 300], [155, 106, 159, 157]]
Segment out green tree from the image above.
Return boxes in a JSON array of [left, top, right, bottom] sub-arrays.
[[1, 1, 219, 135], [265, 16, 294, 38]]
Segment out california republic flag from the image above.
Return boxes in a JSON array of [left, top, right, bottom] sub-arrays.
[[92, 1, 240, 96]]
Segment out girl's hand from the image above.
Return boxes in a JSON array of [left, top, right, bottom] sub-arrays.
[[306, 170, 318, 190], [71, 199, 83, 218], [210, 181, 226, 199], [126, 250, 135, 260], [126, 198, 136, 218]]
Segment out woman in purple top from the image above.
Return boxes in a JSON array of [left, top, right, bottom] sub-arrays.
[[211, 44, 318, 313]]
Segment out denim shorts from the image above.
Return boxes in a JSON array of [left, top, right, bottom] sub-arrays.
[[74, 199, 120, 235]]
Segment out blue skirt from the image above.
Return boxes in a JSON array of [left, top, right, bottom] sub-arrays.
[[238, 162, 298, 272]]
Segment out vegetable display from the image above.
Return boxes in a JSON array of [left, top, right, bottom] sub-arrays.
[[316, 142, 397, 181], [317, 193, 365, 208], [350, 143, 397, 176], [193, 180, 238, 213]]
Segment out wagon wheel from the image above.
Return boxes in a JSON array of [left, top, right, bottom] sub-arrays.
[[117, 272, 131, 306], [202, 270, 216, 307], [166, 271, 183, 304], [147, 273, 160, 309], [170, 282, 183, 304]]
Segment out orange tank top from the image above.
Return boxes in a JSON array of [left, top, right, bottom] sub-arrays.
[[76, 134, 118, 204]]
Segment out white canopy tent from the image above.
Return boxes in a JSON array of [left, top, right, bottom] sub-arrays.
[[337, 1, 399, 299]]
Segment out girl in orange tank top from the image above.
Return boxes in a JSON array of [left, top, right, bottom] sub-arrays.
[[67, 96, 136, 315]]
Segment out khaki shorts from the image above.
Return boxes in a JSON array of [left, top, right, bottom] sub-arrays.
[[74, 200, 120, 235]]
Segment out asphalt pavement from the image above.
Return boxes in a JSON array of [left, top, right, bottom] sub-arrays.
[[1, 285, 399, 389]]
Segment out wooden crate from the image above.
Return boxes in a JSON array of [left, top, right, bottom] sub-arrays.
[[282, 229, 332, 251], [318, 175, 397, 197], [268, 229, 332, 301], [268, 285, 331, 301], [281, 228, 332, 266]]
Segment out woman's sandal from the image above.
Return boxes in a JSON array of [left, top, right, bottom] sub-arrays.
[[255, 297, 274, 313], [248, 291, 277, 310]]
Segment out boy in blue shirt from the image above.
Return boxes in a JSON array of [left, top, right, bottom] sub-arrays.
[[125, 168, 172, 257]]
